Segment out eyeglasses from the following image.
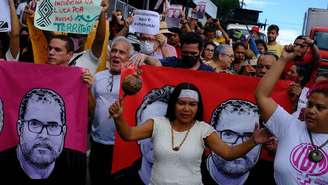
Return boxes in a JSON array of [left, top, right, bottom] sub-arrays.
[[221, 53, 234, 59], [218, 129, 253, 145], [22, 119, 64, 136], [205, 48, 214, 52], [293, 43, 308, 49]]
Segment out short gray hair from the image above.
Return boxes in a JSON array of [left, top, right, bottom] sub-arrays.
[[110, 36, 134, 57], [213, 44, 232, 60]]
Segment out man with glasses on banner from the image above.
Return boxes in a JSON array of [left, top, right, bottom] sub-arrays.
[[202, 99, 262, 185], [0, 88, 72, 183]]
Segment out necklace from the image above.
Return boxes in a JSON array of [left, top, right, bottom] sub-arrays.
[[107, 74, 114, 93], [307, 129, 328, 163], [171, 125, 191, 151]]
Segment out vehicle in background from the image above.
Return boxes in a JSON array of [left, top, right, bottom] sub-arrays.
[[221, 8, 267, 44], [303, 8, 328, 71], [302, 8, 328, 36], [310, 27, 328, 70], [226, 23, 267, 43]]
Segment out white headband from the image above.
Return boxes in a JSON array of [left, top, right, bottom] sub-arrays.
[[178, 89, 199, 102]]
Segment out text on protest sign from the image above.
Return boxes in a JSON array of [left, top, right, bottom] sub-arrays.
[[0, 0, 11, 32], [34, 0, 101, 34], [129, 10, 160, 35]]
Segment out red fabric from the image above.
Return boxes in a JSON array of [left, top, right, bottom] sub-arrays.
[[112, 65, 292, 173], [283, 52, 318, 85], [175, 47, 182, 59], [260, 148, 275, 161]]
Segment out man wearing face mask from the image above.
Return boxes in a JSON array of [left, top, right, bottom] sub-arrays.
[[160, 32, 215, 71], [139, 30, 177, 60]]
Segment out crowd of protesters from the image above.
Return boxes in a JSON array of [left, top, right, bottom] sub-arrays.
[[0, 0, 326, 185]]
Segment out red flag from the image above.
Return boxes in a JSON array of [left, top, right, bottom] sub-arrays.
[[112, 65, 292, 173]]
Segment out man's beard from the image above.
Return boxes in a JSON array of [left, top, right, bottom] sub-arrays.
[[21, 142, 59, 169], [211, 153, 255, 177]]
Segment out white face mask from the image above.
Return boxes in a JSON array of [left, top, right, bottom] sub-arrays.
[[140, 41, 156, 55], [116, 15, 123, 20], [216, 30, 223, 37]]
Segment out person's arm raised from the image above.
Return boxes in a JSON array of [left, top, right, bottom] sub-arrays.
[[91, 0, 109, 58], [255, 45, 296, 122], [109, 98, 154, 141], [8, 0, 20, 59]]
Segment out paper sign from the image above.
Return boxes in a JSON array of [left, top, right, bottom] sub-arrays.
[[191, 0, 206, 19], [165, 4, 183, 28], [0, 0, 11, 32], [129, 10, 160, 35], [34, 0, 102, 34]]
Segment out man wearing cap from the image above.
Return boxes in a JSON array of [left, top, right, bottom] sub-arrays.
[[250, 26, 260, 40]]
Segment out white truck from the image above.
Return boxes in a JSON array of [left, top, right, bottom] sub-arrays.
[[302, 8, 328, 36]]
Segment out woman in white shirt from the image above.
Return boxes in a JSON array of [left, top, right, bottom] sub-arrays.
[[255, 40, 328, 185], [109, 82, 270, 185]]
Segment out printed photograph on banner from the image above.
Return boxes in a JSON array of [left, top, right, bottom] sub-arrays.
[[165, 4, 183, 28], [129, 10, 160, 35], [0, 0, 11, 32], [34, 0, 102, 34], [203, 99, 261, 185], [112, 85, 174, 185], [111, 65, 292, 184], [191, 0, 206, 19], [0, 62, 88, 184]]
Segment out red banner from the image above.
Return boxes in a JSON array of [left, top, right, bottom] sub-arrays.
[[112, 65, 292, 173]]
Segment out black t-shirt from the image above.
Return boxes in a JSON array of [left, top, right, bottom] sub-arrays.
[[0, 147, 86, 185]]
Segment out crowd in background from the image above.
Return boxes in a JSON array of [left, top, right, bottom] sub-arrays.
[[0, 0, 326, 185]]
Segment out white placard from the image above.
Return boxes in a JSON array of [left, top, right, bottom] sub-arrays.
[[191, 0, 206, 19], [0, 0, 11, 32], [129, 10, 160, 35]]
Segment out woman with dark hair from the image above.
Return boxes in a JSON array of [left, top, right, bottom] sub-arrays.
[[256, 45, 328, 185], [109, 82, 270, 184], [202, 42, 216, 65]]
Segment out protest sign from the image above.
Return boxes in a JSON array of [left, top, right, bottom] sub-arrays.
[[165, 4, 183, 28], [191, 0, 206, 19], [0, 0, 11, 32], [34, 0, 101, 34], [129, 10, 160, 35]]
